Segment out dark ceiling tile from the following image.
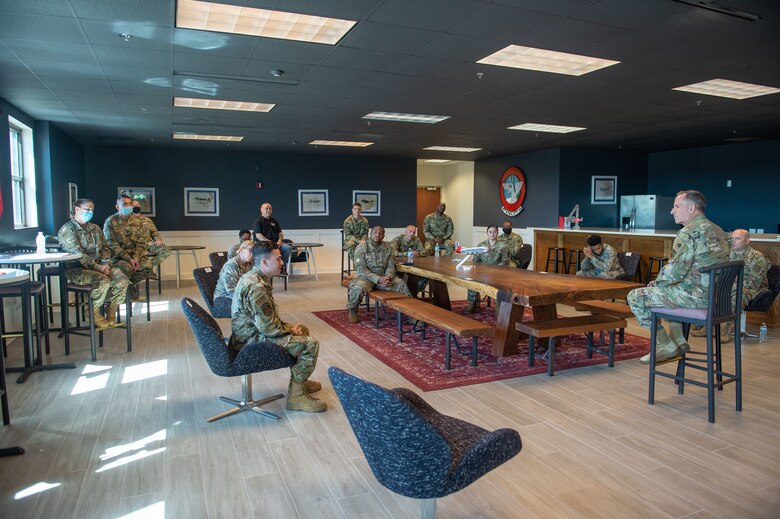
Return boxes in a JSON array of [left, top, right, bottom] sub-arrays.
[[26, 59, 104, 79], [0, 14, 86, 44], [174, 52, 248, 76], [94, 45, 172, 68], [321, 47, 404, 71], [447, 4, 560, 41], [71, 0, 172, 26], [249, 38, 333, 64], [572, 0, 687, 29], [241, 60, 314, 81], [81, 19, 173, 50], [414, 33, 506, 62], [489, 0, 600, 17], [518, 18, 629, 51], [340, 21, 438, 54], [643, 6, 746, 42], [369, 0, 484, 30], [4, 40, 95, 63]]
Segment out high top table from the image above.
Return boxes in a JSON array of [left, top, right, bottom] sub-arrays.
[[397, 256, 642, 357], [169, 245, 205, 289], [287, 242, 323, 280]]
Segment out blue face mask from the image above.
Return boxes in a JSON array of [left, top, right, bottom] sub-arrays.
[[81, 210, 94, 222], [119, 206, 133, 216]]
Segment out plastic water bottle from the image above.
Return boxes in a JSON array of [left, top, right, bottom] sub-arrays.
[[35, 232, 46, 254], [759, 323, 768, 343], [435, 243, 440, 257], [407, 250, 414, 265]]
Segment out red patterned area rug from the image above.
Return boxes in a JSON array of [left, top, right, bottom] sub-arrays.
[[314, 301, 650, 391]]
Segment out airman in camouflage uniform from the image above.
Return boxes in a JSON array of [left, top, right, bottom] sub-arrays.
[[229, 243, 326, 412], [343, 203, 369, 261], [627, 191, 730, 363], [576, 235, 624, 279], [423, 203, 456, 255], [104, 194, 154, 288], [497, 220, 523, 267], [58, 198, 130, 328], [466, 226, 512, 313], [214, 240, 254, 301], [131, 199, 170, 270], [347, 226, 412, 323], [390, 225, 428, 295]]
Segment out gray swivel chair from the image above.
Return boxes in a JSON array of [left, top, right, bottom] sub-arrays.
[[192, 267, 231, 318]]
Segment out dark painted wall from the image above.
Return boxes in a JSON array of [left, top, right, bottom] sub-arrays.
[[474, 149, 561, 228], [648, 139, 780, 232], [37, 122, 85, 235], [83, 147, 416, 231], [558, 149, 649, 228]]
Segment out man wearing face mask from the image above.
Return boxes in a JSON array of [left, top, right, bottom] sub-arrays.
[[58, 198, 130, 328], [131, 199, 171, 273], [497, 220, 523, 268], [104, 193, 154, 297]]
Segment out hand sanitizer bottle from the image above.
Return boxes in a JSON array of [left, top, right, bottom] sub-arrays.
[[36, 232, 46, 254]]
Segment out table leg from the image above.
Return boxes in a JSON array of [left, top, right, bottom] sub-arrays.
[[191, 250, 199, 268], [176, 251, 181, 289], [428, 280, 451, 310], [308, 247, 318, 280], [492, 301, 525, 357]]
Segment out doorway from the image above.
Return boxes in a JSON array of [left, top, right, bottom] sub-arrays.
[[416, 186, 441, 244]]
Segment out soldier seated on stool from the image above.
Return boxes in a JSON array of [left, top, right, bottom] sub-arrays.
[[343, 202, 369, 262], [104, 193, 154, 300], [58, 198, 130, 328], [576, 235, 624, 279], [229, 242, 326, 413], [347, 225, 412, 323], [131, 199, 170, 276]]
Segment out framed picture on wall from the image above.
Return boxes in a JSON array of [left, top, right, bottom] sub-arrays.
[[591, 176, 617, 205], [184, 187, 219, 216], [118, 187, 156, 216], [298, 189, 329, 216], [68, 182, 78, 217], [353, 190, 381, 216]]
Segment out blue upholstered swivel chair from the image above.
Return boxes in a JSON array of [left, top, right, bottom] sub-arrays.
[[328, 367, 522, 518], [192, 266, 231, 319], [182, 298, 294, 422]]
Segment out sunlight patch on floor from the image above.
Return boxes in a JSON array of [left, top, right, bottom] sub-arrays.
[[122, 359, 167, 384], [116, 501, 165, 519], [14, 481, 61, 500]]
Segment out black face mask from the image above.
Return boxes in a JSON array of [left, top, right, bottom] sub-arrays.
[[132, 206, 141, 214], [502, 228, 512, 235]]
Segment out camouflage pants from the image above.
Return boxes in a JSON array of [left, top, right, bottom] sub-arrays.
[[147, 244, 171, 268], [423, 239, 456, 256], [115, 258, 154, 284], [627, 286, 706, 328], [268, 324, 319, 382], [347, 276, 412, 309], [344, 243, 358, 262], [65, 267, 130, 308], [576, 269, 622, 279]]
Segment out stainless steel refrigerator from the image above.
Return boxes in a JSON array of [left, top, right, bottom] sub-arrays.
[[619, 195, 677, 230]]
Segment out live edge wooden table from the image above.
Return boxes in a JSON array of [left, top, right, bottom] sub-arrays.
[[397, 256, 642, 357]]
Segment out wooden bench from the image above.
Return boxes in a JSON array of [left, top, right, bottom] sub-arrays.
[[341, 275, 408, 327], [571, 300, 634, 344], [515, 314, 628, 376], [386, 298, 494, 369]]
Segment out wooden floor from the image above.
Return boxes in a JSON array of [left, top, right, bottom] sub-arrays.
[[1, 274, 779, 519]]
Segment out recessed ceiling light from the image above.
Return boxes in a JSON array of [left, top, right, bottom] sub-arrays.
[[176, 0, 357, 45], [673, 78, 780, 100], [310, 140, 374, 147], [508, 123, 586, 133], [173, 133, 243, 142], [174, 97, 275, 112], [424, 146, 481, 152], [477, 45, 619, 76], [423, 159, 450, 163], [363, 112, 450, 124]]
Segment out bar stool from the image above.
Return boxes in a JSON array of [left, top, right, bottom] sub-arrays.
[[37, 264, 60, 324], [0, 281, 50, 360], [126, 276, 152, 322], [63, 283, 132, 362], [566, 249, 584, 274], [646, 257, 668, 284], [545, 247, 566, 273], [340, 230, 353, 281]]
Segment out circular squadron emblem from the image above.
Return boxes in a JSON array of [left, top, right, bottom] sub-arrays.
[[499, 166, 526, 216]]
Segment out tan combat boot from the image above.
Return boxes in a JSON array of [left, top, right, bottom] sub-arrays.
[[92, 307, 110, 329], [668, 322, 691, 355], [289, 378, 322, 394], [720, 321, 735, 343], [106, 303, 119, 325], [286, 380, 327, 412], [689, 325, 707, 337], [348, 307, 360, 323], [640, 326, 680, 365]]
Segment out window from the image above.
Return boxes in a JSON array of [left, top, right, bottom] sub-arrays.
[[8, 116, 37, 229]]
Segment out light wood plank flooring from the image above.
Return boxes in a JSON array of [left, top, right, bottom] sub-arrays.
[[1, 274, 779, 518]]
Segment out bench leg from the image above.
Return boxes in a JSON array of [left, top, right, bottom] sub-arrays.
[[374, 301, 379, 328], [471, 336, 478, 367], [445, 333, 451, 370], [547, 337, 556, 376], [618, 327, 625, 344], [586, 332, 594, 359], [421, 322, 426, 341], [396, 311, 403, 342], [608, 328, 616, 367], [528, 336, 535, 366]]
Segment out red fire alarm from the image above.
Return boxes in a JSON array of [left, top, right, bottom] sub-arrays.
[[256, 182, 263, 189]]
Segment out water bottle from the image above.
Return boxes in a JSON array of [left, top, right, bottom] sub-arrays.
[[759, 323, 768, 343], [407, 250, 414, 265], [36, 232, 46, 254], [435, 243, 440, 257]]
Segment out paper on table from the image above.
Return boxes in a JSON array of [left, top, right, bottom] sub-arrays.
[[13, 252, 70, 260]]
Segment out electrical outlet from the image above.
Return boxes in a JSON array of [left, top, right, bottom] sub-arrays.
[[726, 180, 732, 187]]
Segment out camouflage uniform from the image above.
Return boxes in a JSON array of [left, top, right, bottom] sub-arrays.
[[348, 240, 412, 309], [58, 218, 130, 308], [390, 233, 428, 294], [423, 212, 456, 255], [627, 214, 730, 327], [732, 246, 770, 305], [229, 269, 319, 383], [467, 239, 512, 304], [214, 257, 253, 300], [343, 215, 369, 260], [497, 232, 523, 267], [134, 214, 171, 268], [227, 241, 241, 261], [576, 243, 625, 279], [104, 212, 153, 284]]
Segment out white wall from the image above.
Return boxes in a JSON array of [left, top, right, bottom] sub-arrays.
[[417, 161, 475, 247]]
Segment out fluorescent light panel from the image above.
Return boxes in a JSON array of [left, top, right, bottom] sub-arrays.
[[174, 97, 275, 112], [173, 133, 243, 142], [310, 140, 373, 147], [508, 123, 586, 133], [477, 45, 619, 76], [363, 112, 450, 124], [176, 0, 356, 45], [424, 146, 481, 152], [424, 159, 450, 163], [673, 78, 780, 100]]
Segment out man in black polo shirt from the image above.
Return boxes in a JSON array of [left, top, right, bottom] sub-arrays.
[[253, 202, 292, 267]]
